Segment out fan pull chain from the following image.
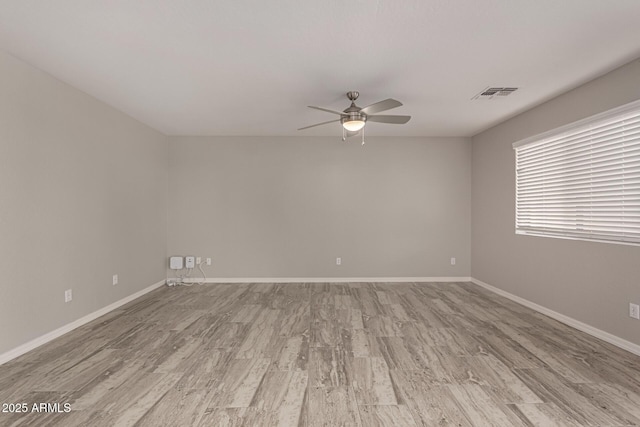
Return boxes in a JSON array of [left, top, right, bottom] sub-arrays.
[[361, 126, 365, 145], [342, 126, 346, 142]]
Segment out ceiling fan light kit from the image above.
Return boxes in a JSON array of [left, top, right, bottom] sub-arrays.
[[342, 119, 365, 132], [299, 91, 411, 145]]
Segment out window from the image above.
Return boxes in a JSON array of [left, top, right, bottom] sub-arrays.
[[513, 99, 640, 245]]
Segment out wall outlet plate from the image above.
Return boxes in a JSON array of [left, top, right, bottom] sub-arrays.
[[206, 258, 212, 266], [336, 257, 341, 266], [112, 274, 118, 286], [196, 257, 202, 265], [630, 303, 640, 320], [64, 289, 72, 303]]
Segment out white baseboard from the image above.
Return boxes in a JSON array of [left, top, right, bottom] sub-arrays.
[[0, 279, 166, 366], [470, 277, 640, 357], [180, 276, 472, 284]]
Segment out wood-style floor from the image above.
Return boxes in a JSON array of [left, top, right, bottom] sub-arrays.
[[1, 282, 640, 426]]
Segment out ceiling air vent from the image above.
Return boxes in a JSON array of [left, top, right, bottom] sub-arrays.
[[472, 87, 519, 100]]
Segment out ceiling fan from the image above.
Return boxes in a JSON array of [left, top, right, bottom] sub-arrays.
[[298, 91, 411, 144]]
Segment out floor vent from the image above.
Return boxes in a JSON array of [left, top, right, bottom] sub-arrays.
[[472, 87, 519, 100]]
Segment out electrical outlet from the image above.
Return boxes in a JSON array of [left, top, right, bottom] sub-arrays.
[[112, 274, 118, 286], [336, 257, 342, 266], [630, 303, 640, 320], [206, 258, 212, 266], [64, 289, 72, 303], [451, 257, 456, 265], [196, 257, 202, 265]]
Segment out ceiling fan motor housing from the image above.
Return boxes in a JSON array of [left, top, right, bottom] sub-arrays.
[[341, 113, 366, 126]]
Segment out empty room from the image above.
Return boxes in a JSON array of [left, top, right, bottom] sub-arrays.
[[1, 1, 640, 426]]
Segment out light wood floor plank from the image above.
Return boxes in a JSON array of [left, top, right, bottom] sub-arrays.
[[389, 370, 473, 426], [351, 357, 398, 406], [308, 386, 361, 427], [509, 402, 584, 427], [447, 384, 527, 427], [209, 357, 271, 408], [358, 404, 418, 427], [308, 347, 351, 388]]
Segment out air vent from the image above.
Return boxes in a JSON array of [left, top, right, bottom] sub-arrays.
[[472, 87, 519, 100]]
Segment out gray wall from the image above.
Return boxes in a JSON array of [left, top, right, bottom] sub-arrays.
[[471, 58, 640, 346], [0, 52, 168, 355], [168, 136, 471, 278]]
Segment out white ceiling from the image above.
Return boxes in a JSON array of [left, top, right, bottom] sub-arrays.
[[1, 1, 640, 137]]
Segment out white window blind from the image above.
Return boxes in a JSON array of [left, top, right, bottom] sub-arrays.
[[513, 99, 640, 245]]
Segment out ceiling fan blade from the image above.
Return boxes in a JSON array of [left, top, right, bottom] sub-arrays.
[[360, 98, 402, 115], [298, 119, 340, 131], [367, 115, 411, 124], [308, 106, 346, 116]]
